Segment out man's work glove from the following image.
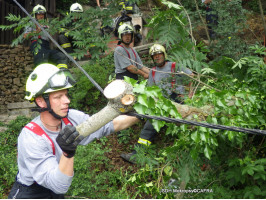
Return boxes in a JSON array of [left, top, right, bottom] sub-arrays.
[[56, 125, 84, 158]]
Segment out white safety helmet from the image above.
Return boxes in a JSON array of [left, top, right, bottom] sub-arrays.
[[25, 64, 76, 102], [70, 3, 83, 13], [149, 44, 167, 60], [33, 4, 46, 15], [118, 23, 134, 40]]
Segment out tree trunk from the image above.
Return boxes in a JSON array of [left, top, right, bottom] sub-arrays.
[[172, 101, 214, 121]]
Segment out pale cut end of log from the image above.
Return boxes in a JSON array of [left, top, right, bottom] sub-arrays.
[[121, 94, 135, 105], [104, 79, 126, 99], [76, 79, 136, 137]]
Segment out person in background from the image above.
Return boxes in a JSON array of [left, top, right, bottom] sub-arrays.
[[8, 63, 139, 198], [114, 24, 149, 80], [121, 44, 194, 164], [202, 0, 218, 39], [24, 5, 68, 68], [58, 3, 83, 55]]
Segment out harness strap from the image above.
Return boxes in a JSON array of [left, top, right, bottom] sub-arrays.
[[152, 62, 176, 89], [24, 118, 73, 155], [62, 117, 73, 125], [171, 62, 176, 90], [118, 45, 137, 60]]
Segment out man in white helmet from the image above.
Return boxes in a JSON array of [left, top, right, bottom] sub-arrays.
[[58, 3, 90, 59], [23, 5, 68, 67], [114, 24, 149, 80], [121, 44, 193, 164], [8, 63, 139, 198]]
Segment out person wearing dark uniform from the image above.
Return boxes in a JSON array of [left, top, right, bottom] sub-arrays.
[[23, 5, 68, 67]]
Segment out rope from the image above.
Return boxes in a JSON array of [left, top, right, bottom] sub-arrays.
[[12, 0, 104, 95], [114, 49, 220, 92]]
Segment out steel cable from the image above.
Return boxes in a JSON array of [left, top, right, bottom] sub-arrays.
[[127, 112, 266, 136]]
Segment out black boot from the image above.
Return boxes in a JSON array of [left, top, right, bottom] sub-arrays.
[[120, 150, 137, 164]]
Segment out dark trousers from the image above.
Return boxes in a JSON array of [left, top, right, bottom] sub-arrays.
[[137, 94, 184, 146], [206, 7, 218, 39], [8, 181, 65, 199], [31, 40, 68, 67]]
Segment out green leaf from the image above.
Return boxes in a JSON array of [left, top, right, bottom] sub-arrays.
[[163, 166, 173, 176], [137, 94, 148, 107], [152, 120, 165, 132], [134, 104, 147, 114], [191, 131, 200, 143], [247, 168, 254, 175], [145, 182, 153, 187], [200, 132, 207, 142], [204, 145, 212, 160]]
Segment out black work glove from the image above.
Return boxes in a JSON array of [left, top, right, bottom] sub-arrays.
[[56, 125, 84, 158]]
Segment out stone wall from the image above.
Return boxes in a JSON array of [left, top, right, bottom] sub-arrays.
[[0, 44, 34, 114]]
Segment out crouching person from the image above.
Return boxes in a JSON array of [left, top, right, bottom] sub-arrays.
[[8, 63, 139, 199]]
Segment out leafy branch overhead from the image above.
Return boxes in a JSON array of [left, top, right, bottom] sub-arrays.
[[0, 5, 119, 59]]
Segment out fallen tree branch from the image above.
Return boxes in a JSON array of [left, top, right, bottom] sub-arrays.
[[76, 80, 135, 137]]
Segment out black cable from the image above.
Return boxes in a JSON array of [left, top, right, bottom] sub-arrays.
[[13, 0, 265, 137], [12, 0, 104, 94], [127, 112, 266, 136]]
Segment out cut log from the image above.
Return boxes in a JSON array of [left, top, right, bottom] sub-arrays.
[[76, 80, 135, 137]]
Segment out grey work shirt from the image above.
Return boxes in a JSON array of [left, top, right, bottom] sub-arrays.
[[16, 109, 114, 194], [148, 61, 192, 96], [114, 45, 143, 73]]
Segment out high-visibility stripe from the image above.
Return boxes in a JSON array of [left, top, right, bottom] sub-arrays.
[[56, 64, 68, 69], [138, 138, 151, 146], [125, 6, 133, 10], [61, 43, 71, 48]]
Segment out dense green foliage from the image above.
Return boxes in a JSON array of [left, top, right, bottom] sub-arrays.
[[0, 116, 31, 198], [0, 0, 265, 199], [68, 54, 115, 114]]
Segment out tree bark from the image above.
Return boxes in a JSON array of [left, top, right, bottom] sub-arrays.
[[172, 101, 214, 121]]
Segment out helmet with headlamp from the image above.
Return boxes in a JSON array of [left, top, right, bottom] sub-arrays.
[[25, 63, 76, 102]]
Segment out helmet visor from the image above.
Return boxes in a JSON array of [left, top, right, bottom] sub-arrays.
[[49, 69, 76, 89], [36, 69, 76, 97]]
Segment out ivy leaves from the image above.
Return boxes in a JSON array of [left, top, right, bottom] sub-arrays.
[[124, 77, 180, 132]]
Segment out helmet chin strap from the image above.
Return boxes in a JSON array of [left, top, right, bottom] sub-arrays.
[[33, 94, 68, 119]]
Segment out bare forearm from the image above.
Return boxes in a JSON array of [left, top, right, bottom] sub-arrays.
[[59, 155, 74, 176], [113, 115, 139, 132], [141, 67, 150, 74], [126, 65, 148, 77]]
